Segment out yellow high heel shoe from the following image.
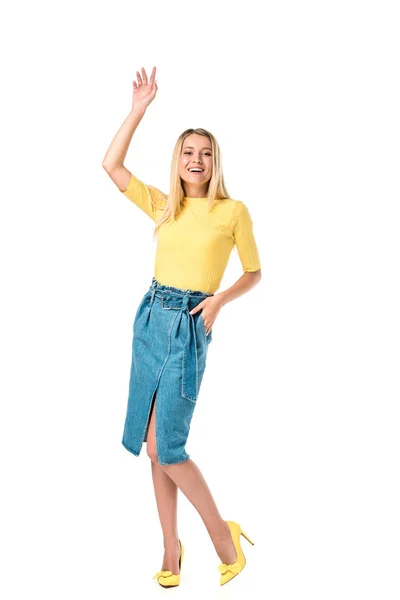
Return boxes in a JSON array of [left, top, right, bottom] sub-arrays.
[[152, 539, 184, 588], [217, 521, 255, 586]]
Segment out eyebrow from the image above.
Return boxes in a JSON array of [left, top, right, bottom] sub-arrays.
[[183, 146, 212, 151]]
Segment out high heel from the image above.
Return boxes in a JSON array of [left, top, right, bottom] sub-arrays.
[[152, 539, 184, 587], [217, 521, 255, 586]]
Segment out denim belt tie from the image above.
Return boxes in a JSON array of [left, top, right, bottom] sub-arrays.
[[155, 289, 200, 401]]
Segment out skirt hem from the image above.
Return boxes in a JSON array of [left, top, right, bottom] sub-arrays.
[[158, 454, 191, 466], [121, 439, 140, 456], [122, 439, 191, 466]]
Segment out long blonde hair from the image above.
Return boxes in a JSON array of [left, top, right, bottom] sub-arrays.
[[150, 128, 231, 240]]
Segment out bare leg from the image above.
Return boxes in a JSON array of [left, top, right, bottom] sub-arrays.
[[162, 459, 237, 565], [147, 396, 181, 574], [147, 397, 236, 566]]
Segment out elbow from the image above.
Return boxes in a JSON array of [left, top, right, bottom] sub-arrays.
[[244, 268, 262, 283], [102, 161, 113, 173], [102, 161, 122, 173]]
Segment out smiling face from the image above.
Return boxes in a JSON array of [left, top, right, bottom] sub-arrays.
[[178, 134, 213, 197]]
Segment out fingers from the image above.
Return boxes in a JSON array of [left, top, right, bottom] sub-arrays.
[[149, 66, 156, 86], [141, 67, 148, 85], [136, 70, 143, 86], [189, 304, 201, 315], [202, 315, 212, 335], [134, 67, 156, 88]]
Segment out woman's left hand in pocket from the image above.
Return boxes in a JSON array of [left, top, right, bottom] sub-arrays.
[[189, 294, 224, 335]]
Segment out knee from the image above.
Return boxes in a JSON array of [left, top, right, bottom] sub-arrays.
[[146, 443, 159, 464]]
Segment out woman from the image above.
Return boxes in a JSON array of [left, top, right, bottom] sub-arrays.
[[102, 66, 262, 587]]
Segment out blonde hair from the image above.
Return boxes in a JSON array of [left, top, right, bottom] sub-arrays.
[[151, 128, 231, 240]]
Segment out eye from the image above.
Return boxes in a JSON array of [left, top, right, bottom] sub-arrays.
[[183, 151, 212, 156]]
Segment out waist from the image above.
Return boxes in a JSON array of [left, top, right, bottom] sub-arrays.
[[149, 277, 214, 308]]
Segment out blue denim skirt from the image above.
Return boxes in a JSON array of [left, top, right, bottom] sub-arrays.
[[122, 277, 214, 466]]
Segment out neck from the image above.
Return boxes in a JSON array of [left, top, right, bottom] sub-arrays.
[[183, 185, 209, 198]]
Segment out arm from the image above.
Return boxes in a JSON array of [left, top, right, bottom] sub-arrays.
[[102, 107, 147, 192], [190, 270, 261, 335], [217, 200, 262, 305], [102, 66, 157, 192], [189, 202, 262, 333], [216, 270, 262, 307]]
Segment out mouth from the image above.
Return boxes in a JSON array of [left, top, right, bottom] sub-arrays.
[[188, 168, 204, 174]]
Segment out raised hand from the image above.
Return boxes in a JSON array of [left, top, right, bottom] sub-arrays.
[[132, 66, 158, 112]]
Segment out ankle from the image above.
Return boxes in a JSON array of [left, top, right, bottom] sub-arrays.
[[163, 537, 180, 552], [208, 519, 231, 544]]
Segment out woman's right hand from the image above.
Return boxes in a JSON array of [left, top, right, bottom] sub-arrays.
[[132, 66, 158, 112]]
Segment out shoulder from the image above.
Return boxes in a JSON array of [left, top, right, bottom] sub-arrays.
[[210, 197, 239, 222], [211, 197, 251, 216], [212, 197, 241, 212], [210, 198, 253, 232], [231, 199, 252, 222]]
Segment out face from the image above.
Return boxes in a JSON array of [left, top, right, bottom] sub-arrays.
[[178, 134, 213, 196]]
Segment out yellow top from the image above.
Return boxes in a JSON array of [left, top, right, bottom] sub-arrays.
[[121, 172, 261, 294]]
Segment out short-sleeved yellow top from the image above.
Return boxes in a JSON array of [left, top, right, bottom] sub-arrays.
[[121, 172, 261, 294]]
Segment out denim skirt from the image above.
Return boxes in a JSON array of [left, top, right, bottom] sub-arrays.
[[122, 277, 214, 465]]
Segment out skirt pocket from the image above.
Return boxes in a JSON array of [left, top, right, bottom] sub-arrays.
[[199, 312, 213, 344]]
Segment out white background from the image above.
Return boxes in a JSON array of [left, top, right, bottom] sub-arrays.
[[1, 0, 399, 598]]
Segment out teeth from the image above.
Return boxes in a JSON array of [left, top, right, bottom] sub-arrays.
[[189, 169, 203, 172]]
